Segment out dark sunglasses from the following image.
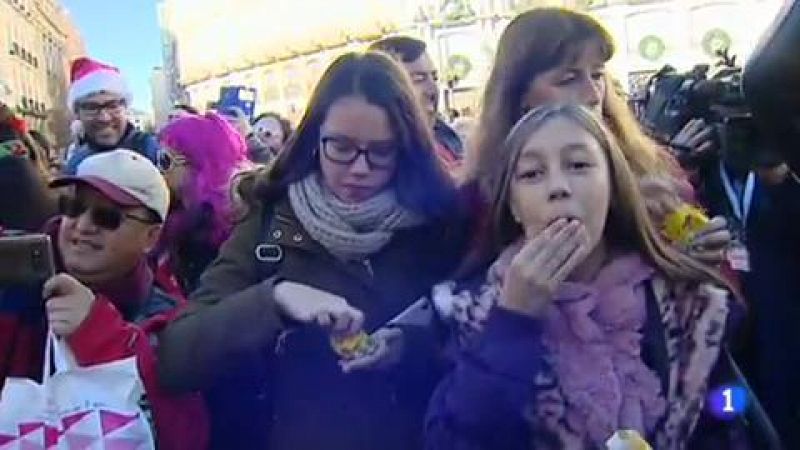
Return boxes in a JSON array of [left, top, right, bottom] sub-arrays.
[[156, 150, 188, 172], [59, 196, 157, 230]]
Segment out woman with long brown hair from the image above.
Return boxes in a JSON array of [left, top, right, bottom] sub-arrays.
[[158, 51, 468, 450], [427, 104, 742, 449], [463, 7, 728, 265]]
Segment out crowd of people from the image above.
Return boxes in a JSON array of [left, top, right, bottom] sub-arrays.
[[1, 6, 798, 450]]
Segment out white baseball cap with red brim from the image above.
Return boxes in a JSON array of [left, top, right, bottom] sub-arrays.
[[50, 149, 170, 222]]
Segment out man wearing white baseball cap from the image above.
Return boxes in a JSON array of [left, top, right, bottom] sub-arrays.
[[52, 147, 169, 223], [42, 148, 209, 449]]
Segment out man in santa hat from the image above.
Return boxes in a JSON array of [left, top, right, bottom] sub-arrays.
[[63, 57, 161, 175]]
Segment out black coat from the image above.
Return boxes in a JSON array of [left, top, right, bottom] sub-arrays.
[[158, 194, 468, 450], [696, 162, 800, 447]]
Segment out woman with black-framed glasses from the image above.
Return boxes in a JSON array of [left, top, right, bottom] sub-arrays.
[[158, 51, 469, 450]]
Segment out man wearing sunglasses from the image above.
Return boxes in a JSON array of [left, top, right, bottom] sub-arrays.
[[63, 57, 161, 176], [44, 149, 208, 449]]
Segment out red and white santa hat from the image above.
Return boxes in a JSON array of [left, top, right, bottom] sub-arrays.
[[67, 57, 133, 111]]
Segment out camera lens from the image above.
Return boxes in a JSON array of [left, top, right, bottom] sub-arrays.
[[30, 246, 46, 280]]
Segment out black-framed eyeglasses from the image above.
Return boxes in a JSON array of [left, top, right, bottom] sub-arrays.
[[320, 135, 397, 170], [59, 195, 157, 231], [78, 99, 126, 117]]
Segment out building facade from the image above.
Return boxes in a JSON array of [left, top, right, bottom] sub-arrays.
[[159, 0, 782, 122], [128, 108, 153, 133], [0, 0, 85, 148], [588, 0, 783, 95], [156, 2, 188, 113], [150, 66, 171, 128], [158, 0, 559, 121]]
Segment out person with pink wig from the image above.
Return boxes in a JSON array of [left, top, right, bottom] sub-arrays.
[[156, 111, 253, 292]]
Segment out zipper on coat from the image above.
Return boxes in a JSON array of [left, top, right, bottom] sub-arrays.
[[275, 330, 292, 355], [363, 259, 374, 277]]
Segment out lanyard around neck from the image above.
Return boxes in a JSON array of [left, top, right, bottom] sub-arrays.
[[719, 160, 755, 227]]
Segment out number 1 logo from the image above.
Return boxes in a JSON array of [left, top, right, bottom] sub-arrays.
[[710, 385, 748, 419], [722, 388, 734, 413]]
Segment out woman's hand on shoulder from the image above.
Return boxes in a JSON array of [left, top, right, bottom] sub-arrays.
[[686, 216, 731, 266], [639, 174, 683, 225]]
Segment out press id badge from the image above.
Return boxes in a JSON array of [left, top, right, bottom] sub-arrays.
[[727, 242, 751, 272]]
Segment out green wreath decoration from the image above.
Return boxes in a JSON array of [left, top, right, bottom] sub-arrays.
[[702, 28, 732, 57], [638, 35, 666, 62], [442, 0, 474, 21], [447, 54, 473, 82]]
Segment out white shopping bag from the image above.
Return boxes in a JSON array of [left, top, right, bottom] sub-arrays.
[[0, 331, 155, 449]]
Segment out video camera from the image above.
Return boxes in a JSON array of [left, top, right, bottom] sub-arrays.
[[640, 49, 760, 167], [744, 0, 800, 171], [641, 0, 800, 170]]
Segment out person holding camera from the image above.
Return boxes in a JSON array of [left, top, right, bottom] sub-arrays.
[[635, 36, 800, 443], [42, 150, 207, 449], [682, 129, 800, 447]]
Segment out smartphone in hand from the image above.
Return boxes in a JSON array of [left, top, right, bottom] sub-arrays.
[[386, 297, 435, 328], [0, 234, 56, 286]]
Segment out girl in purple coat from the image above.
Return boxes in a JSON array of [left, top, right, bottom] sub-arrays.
[[426, 104, 742, 449]]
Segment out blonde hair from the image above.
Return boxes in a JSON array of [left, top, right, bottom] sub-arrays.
[[487, 104, 728, 288], [464, 7, 675, 189]]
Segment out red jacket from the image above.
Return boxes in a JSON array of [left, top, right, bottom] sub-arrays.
[[66, 284, 208, 450], [0, 285, 46, 386], [0, 222, 209, 450], [435, 142, 461, 173]]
